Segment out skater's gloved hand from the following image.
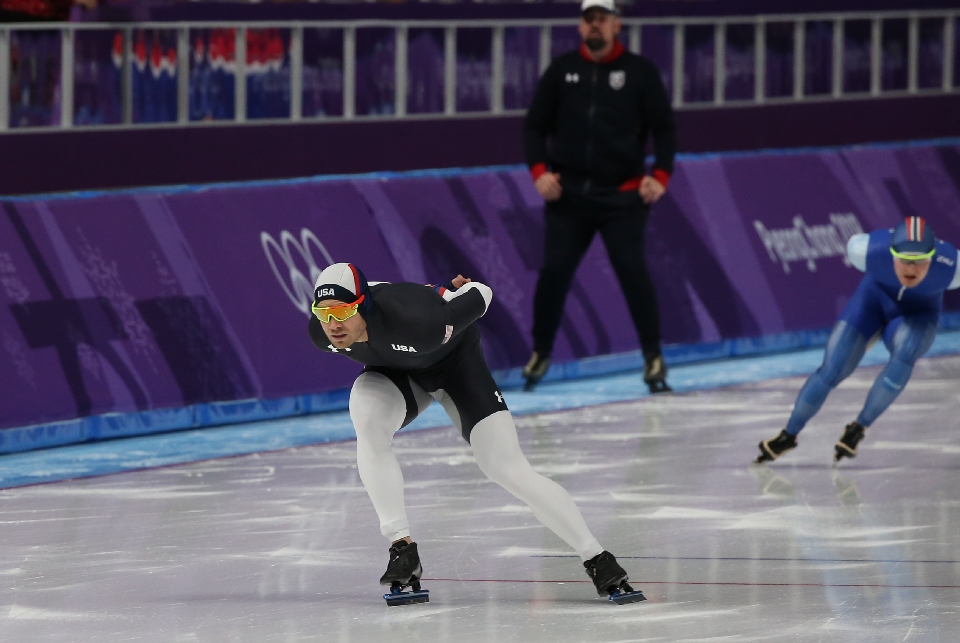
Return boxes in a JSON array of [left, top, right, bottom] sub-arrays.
[[433, 275, 471, 293]]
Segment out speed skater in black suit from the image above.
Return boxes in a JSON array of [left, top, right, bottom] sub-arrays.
[[308, 262, 645, 606]]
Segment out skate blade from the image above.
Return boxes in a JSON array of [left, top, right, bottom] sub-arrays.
[[384, 589, 429, 606], [609, 589, 646, 605], [754, 451, 773, 465]]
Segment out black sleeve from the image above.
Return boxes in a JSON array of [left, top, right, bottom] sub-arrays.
[[640, 60, 677, 175], [441, 287, 488, 339], [523, 60, 560, 169]]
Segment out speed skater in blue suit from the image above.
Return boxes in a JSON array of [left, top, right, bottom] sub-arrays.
[[755, 216, 960, 464]]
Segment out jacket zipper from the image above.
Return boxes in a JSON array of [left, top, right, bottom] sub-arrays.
[[584, 65, 598, 194]]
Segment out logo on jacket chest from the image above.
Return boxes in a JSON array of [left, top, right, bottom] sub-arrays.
[[565, 72, 580, 83], [609, 70, 625, 90], [392, 344, 418, 353]]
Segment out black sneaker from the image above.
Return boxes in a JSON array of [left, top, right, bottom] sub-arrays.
[[834, 421, 866, 463], [754, 429, 798, 464], [522, 351, 551, 391], [643, 354, 672, 394], [379, 541, 423, 590]]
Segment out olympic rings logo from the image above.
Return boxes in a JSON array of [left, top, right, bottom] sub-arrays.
[[261, 228, 334, 315]]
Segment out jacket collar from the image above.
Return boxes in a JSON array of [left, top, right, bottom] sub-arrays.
[[579, 39, 625, 64]]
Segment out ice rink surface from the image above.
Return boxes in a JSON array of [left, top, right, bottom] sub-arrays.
[[2, 352, 960, 642]]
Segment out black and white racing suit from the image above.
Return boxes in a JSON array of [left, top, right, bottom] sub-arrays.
[[309, 281, 604, 559]]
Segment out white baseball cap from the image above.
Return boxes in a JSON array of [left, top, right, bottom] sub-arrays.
[[581, 0, 617, 14]]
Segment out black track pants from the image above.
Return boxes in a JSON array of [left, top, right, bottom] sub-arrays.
[[531, 205, 662, 358]]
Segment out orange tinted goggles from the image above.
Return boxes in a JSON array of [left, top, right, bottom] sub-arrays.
[[311, 295, 364, 323]]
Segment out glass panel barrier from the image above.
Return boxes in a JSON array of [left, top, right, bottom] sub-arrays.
[[189, 28, 236, 121], [302, 28, 343, 118], [132, 29, 178, 124], [550, 25, 579, 61], [842, 19, 871, 94], [764, 22, 794, 99], [881, 18, 909, 92], [683, 24, 714, 103], [503, 26, 538, 111], [724, 23, 754, 102], [917, 18, 944, 90], [456, 27, 491, 113], [952, 17, 960, 89], [355, 27, 394, 117], [246, 28, 290, 120], [804, 20, 834, 96], [9, 30, 61, 128], [74, 29, 122, 126], [407, 27, 444, 115], [641, 24, 674, 100]]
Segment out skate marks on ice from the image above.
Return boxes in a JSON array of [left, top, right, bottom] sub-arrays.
[[1, 355, 959, 641]]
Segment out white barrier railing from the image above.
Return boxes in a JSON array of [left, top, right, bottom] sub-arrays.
[[1, 10, 957, 132]]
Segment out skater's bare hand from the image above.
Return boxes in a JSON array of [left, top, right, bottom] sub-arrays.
[[639, 175, 665, 204], [451, 275, 472, 289], [535, 172, 562, 202]]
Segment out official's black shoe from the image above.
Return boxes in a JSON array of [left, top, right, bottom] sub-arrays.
[[379, 540, 423, 589], [643, 354, 672, 394], [522, 351, 551, 391], [834, 421, 866, 463], [754, 429, 798, 464]]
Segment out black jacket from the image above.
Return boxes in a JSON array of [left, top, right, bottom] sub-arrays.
[[524, 42, 677, 203]]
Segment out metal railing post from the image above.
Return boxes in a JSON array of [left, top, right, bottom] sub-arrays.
[[754, 19, 765, 104], [444, 26, 456, 115], [870, 17, 881, 96], [394, 25, 407, 117], [177, 27, 189, 124], [832, 18, 844, 97], [714, 22, 725, 105], [907, 15, 918, 93], [491, 25, 504, 114], [539, 24, 551, 75], [629, 24, 640, 54], [235, 27, 246, 122], [0, 29, 9, 131], [60, 27, 74, 128], [343, 26, 355, 119], [672, 23, 684, 107], [945, 16, 955, 91], [290, 25, 303, 121], [793, 19, 805, 99]]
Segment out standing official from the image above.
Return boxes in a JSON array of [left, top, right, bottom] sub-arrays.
[[522, 0, 677, 393]]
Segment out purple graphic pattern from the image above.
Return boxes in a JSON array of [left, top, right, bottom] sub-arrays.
[[2, 142, 960, 436]]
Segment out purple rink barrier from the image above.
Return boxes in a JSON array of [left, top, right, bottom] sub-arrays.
[[3, 139, 960, 454]]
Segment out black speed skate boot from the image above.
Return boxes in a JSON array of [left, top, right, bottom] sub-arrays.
[[584, 551, 646, 605], [380, 541, 429, 606], [754, 429, 797, 464], [522, 351, 551, 391], [643, 354, 672, 394], [834, 421, 866, 463]]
